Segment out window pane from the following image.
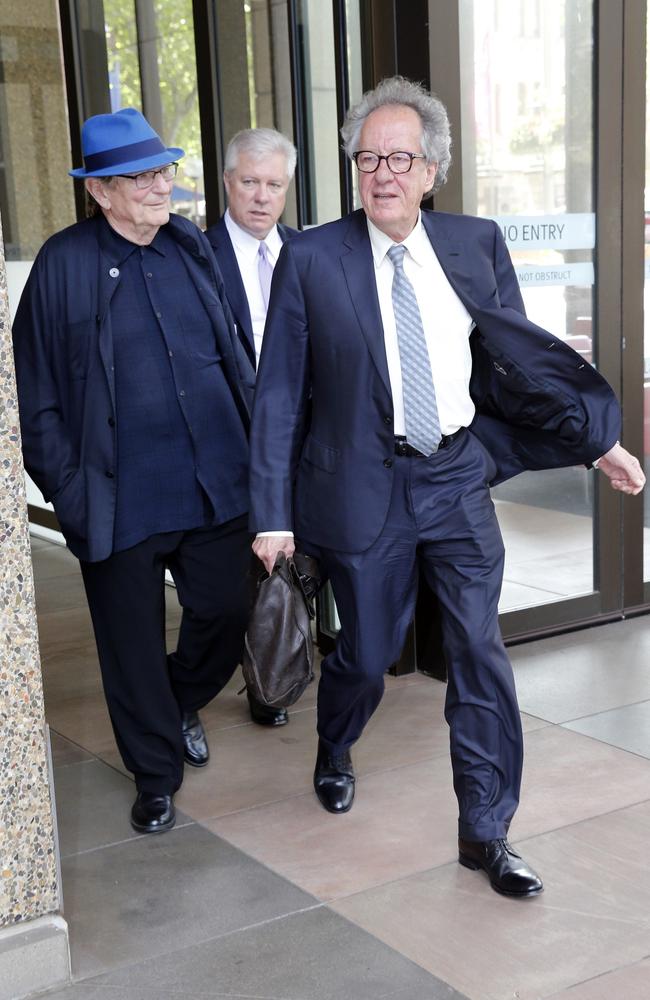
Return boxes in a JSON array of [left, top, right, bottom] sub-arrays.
[[104, 1, 204, 226], [643, 18, 650, 580], [459, 0, 596, 612], [104, 0, 142, 112], [0, 1, 75, 262], [294, 0, 341, 224], [0, 0, 77, 525], [346, 0, 363, 211], [215, 1, 296, 225]]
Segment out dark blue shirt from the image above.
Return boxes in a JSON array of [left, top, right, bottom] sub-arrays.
[[104, 221, 248, 552]]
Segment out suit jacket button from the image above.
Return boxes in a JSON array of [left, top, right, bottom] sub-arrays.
[[107, 417, 115, 427], [383, 415, 391, 425], [384, 458, 393, 468], [105, 470, 115, 478]]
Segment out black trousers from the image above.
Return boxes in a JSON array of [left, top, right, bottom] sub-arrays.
[[80, 517, 250, 794]]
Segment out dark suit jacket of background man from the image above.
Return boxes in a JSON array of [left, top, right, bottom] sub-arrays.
[[248, 207, 621, 547], [206, 215, 298, 366]]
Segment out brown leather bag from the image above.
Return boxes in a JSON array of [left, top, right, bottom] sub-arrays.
[[242, 552, 321, 709]]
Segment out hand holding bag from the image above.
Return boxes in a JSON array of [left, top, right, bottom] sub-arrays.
[[242, 552, 321, 709]]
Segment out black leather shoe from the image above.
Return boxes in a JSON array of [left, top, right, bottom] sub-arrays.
[[130, 792, 175, 834], [313, 740, 355, 813], [247, 691, 289, 727], [181, 710, 209, 767], [458, 838, 543, 897]]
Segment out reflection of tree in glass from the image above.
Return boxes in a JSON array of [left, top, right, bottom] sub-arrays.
[[510, 118, 564, 156], [105, 2, 141, 112], [104, 0, 201, 159]]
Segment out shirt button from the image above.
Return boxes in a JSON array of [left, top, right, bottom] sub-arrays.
[[179, 390, 186, 397], [109, 267, 119, 278], [168, 350, 173, 357], [383, 458, 393, 468], [146, 272, 153, 278], [156, 311, 162, 318]]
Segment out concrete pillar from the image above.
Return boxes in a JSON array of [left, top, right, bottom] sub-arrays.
[[0, 211, 70, 997]]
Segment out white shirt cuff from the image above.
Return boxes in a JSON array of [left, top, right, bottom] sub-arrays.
[[593, 440, 619, 469]]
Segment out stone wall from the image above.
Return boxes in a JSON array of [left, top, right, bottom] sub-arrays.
[[0, 211, 69, 994]]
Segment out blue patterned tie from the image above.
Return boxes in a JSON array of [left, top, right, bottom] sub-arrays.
[[387, 244, 441, 455]]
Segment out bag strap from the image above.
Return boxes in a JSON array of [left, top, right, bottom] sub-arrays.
[[288, 559, 316, 620]]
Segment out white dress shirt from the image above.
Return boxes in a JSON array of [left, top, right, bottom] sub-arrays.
[[224, 209, 284, 365], [367, 214, 475, 437]]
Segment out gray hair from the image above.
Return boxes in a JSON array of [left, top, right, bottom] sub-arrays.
[[224, 127, 297, 180], [340, 76, 451, 193]]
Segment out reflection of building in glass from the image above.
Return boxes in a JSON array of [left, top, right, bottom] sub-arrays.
[[460, 0, 593, 348], [463, 0, 585, 219]]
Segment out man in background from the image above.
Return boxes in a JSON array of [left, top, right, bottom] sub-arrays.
[[207, 127, 298, 369], [207, 126, 298, 727]]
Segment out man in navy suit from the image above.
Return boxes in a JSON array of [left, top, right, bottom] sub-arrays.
[[206, 127, 298, 726], [248, 78, 645, 897]]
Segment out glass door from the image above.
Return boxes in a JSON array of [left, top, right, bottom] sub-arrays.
[[458, 0, 600, 620], [643, 7, 650, 589]]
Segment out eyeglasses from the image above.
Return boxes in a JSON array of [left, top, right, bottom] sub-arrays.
[[353, 151, 427, 174], [115, 162, 179, 189]]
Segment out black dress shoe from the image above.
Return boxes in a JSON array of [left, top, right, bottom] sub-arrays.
[[181, 710, 209, 767], [313, 740, 355, 813], [130, 792, 175, 834], [247, 691, 289, 727], [458, 838, 543, 897]]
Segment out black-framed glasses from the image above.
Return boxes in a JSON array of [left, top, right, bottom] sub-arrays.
[[115, 162, 178, 189], [352, 150, 427, 174]]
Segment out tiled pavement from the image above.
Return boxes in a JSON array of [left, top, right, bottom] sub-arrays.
[[27, 534, 650, 1000]]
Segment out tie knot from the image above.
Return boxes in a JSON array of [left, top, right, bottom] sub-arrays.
[[258, 241, 269, 260], [387, 244, 405, 268]]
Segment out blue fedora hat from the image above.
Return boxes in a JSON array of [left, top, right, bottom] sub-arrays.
[[69, 107, 184, 178]]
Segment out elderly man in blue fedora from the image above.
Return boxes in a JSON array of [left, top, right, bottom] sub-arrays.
[[13, 108, 256, 834]]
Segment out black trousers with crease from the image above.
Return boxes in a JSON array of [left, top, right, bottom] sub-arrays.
[[80, 516, 250, 794]]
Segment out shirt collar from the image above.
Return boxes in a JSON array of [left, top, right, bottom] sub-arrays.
[[225, 209, 281, 260], [147, 229, 168, 256], [99, 215, 167, 262], [366, 212, 428, 268]]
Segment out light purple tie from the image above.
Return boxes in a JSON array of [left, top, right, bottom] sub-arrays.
[[257, 241, 274, 311]]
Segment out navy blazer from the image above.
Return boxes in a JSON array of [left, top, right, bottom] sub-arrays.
[[206, 216, 298, 364], [248, 208, 621, 553], [13, 214, 255, 562]]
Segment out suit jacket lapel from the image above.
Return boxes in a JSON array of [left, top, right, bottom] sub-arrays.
[[421, 211, 487, 316], [340, 211, 391, 395], [211, 218, 255, 360]]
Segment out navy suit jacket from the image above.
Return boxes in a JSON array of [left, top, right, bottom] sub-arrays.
[[249, 208, 621, 554], [206, 216, 298, 364]]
